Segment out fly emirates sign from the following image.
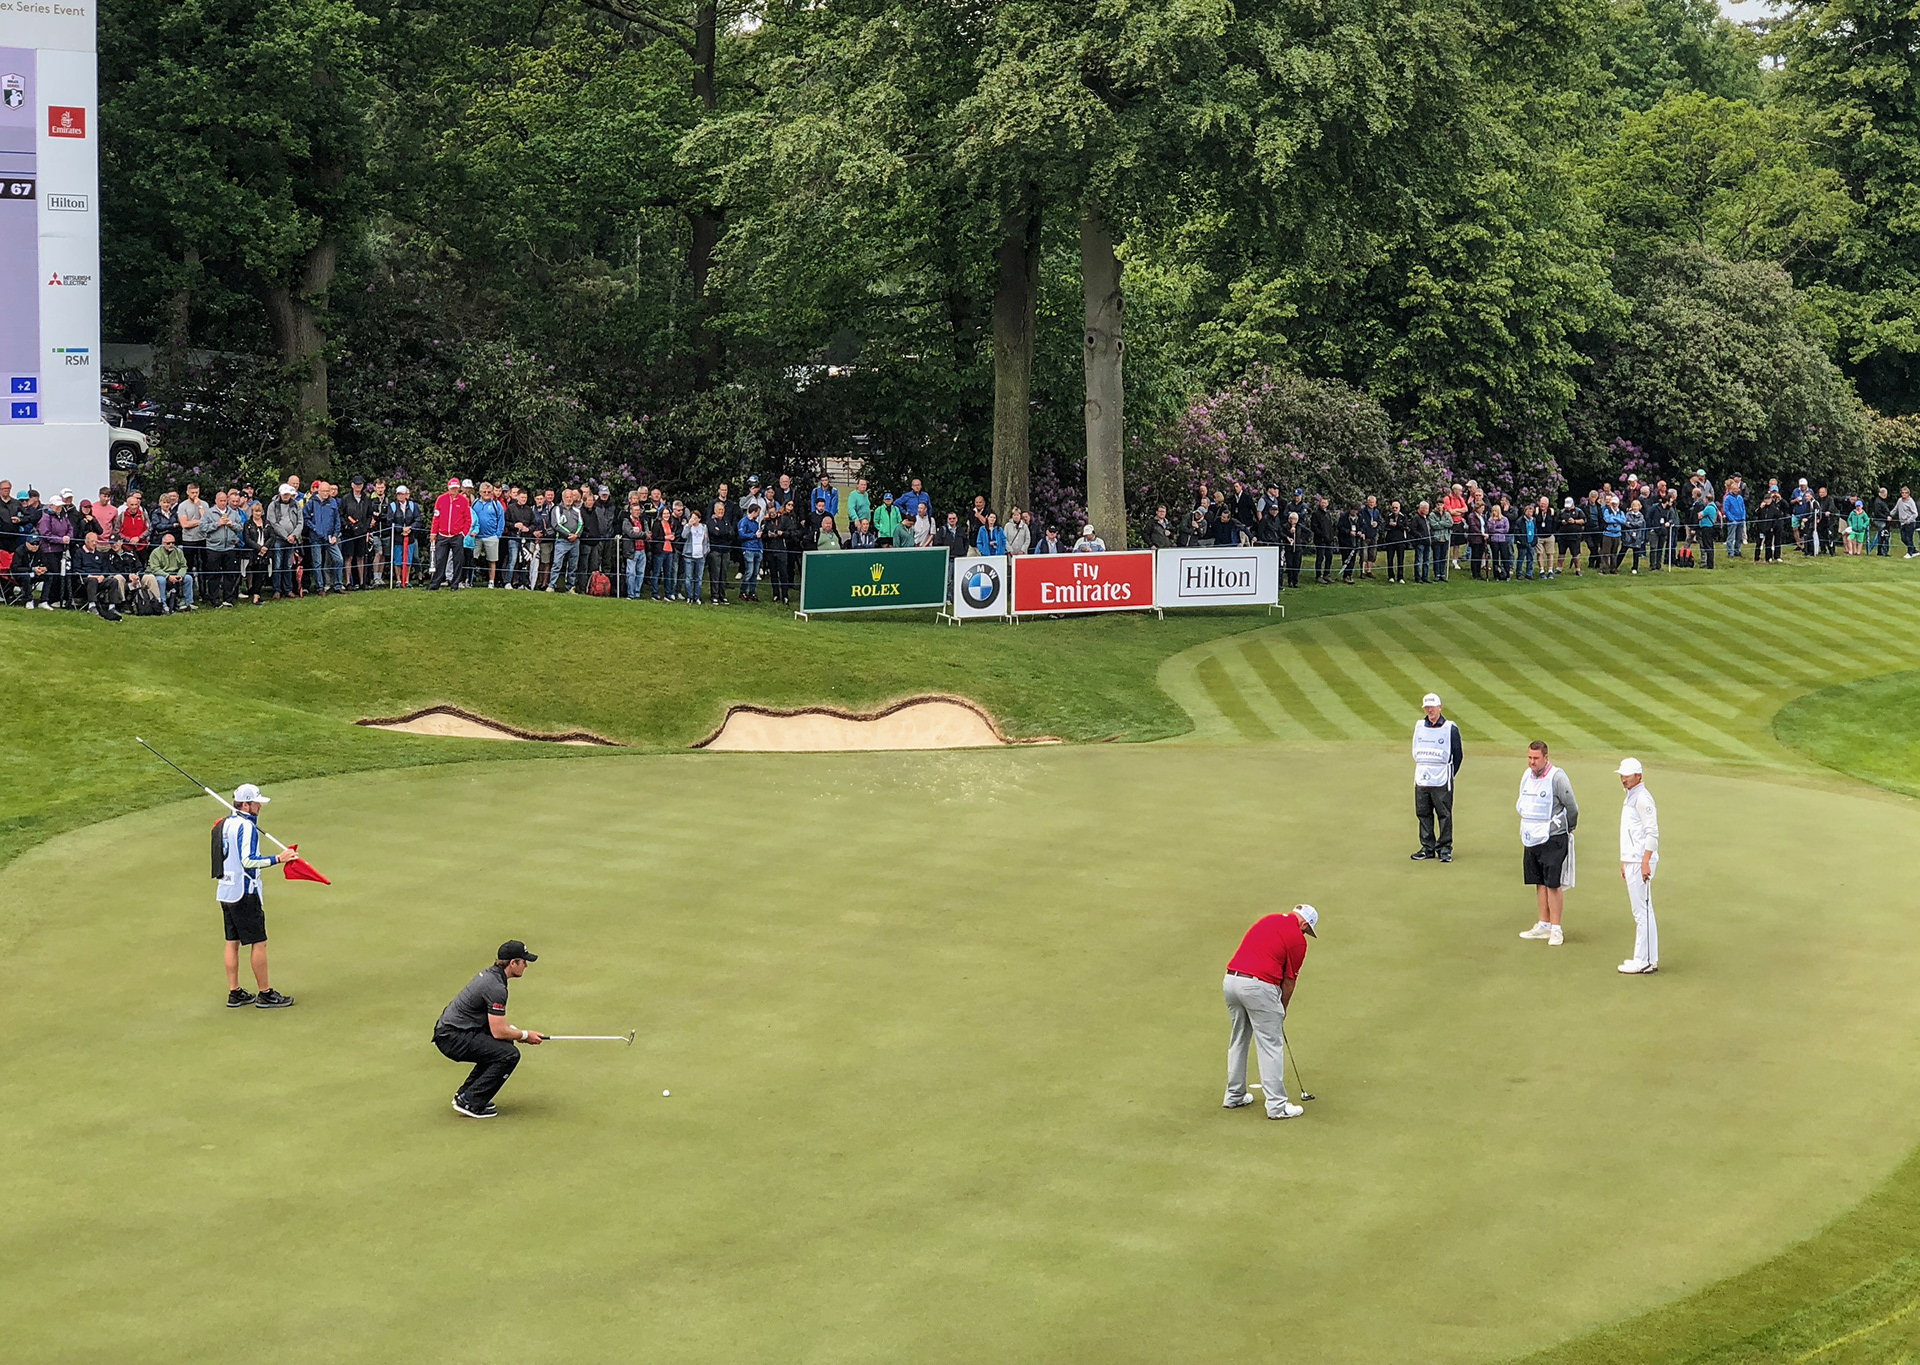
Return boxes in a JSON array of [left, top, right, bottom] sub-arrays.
[[1011, 550, 1156, 615]]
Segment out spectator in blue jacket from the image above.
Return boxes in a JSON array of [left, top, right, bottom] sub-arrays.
[[736, 508, 763, 602], [306, 482, 344, 593], [471, 483, 507, 588], [1721, 479, 1747, 559], [1600, 497, 1626, 574], [810, 475, 839, 528], [898, 479, 931, 523], [976, 511, 1008, 556]]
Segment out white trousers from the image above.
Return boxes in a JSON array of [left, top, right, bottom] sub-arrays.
[[1623, 856, 1658, 965]]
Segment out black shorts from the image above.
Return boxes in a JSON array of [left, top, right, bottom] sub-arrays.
[[1522, 834, 1568, 887], [221, 890, 267, 944]]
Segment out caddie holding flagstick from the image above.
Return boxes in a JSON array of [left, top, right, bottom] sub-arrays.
[[1615, 758, 1660, 974], [215, 784, 297, 1009]]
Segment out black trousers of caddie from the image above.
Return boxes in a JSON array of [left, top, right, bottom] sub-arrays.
[[435, 1029, 520, 1106], [1415, 783, 1454, 855]]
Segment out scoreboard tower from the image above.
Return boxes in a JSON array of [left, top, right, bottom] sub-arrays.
[[0, 6, 102, 498]]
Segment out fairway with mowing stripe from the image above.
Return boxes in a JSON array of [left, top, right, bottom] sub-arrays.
[[4, 567, 1919, 1365]]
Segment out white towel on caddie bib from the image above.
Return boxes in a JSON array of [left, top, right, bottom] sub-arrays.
[[1560, 832, 1576, 889]]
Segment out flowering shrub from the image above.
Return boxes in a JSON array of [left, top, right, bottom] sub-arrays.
[[1134, 367, 1435, 515]]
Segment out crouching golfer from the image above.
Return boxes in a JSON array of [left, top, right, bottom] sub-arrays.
[[1222, 904, 1318, 1120], [434, 941, 544, 1119]]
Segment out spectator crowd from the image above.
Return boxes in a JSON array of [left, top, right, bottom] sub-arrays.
[[1, 467, 1913, 620]]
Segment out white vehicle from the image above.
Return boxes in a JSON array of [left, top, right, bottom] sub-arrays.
[[102, 405, 150, 471]]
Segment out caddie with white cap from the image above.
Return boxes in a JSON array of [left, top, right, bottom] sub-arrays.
[[1615, 758, 1660, 974], [1221, 904, 1319, 1120], [214, 783, 296, 1009], [1410, 692, 1464, 863]]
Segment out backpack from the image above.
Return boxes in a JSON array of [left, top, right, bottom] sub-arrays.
[[211, 818, 227, 879], [588, 570, 612, 598], [134, 584, 167, 615]]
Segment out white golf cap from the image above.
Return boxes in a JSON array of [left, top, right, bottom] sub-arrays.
[[60, 487, 74, 499], [1083, 523, 1096, 536], [1615, 757, 1643, 776], [232, 783, 270, 804], [1422, 692, 1442, 708], [278, 483, 294, 496], [1294, 903, 1319, 937]]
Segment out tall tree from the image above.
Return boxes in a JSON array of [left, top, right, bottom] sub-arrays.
[[103, 0, 376, 475], [1775, 0, 1920, 414]]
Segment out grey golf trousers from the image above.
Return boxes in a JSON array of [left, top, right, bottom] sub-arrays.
[[1224, 972, 1290, 1113]]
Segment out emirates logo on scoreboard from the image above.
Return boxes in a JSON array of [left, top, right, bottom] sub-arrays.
[[48, 106, 86, 139]]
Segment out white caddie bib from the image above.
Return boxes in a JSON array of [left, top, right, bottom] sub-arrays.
[[1517, 767, 1556, 847], [1412, 720, 1455, 788], [217, 814, 259, 903]]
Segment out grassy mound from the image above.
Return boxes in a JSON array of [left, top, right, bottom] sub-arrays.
[[1774, 670, 1920, 801]]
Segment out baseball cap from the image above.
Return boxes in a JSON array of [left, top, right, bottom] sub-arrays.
[[447, 478, 460, 489], [60, 487, 74, 499], [461, 478, 474, 489], [351, 475, 365, 485], [1083, 523, 1095, 536], [497, 939, 539, 962], [232, 783, 270, 804], [396, 484, 409, 495], [748, 474, 761, 484], [1422, 692, 1442, 708], [1294, 904, 1319, 937], [1615, 758, 1643, 776], [278, 483, 294, 496]]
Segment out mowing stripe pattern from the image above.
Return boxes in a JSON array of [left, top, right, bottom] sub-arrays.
[[1160, 583, 1920, 766]]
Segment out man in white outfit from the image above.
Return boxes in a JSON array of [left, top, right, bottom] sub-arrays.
[[1616, 758, 1659, 973], [1517, 741, 1578, 946], [1410, 692, 1463, 862]]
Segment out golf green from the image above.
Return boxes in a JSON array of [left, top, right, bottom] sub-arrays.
[[6, 740, 1920, 1364]]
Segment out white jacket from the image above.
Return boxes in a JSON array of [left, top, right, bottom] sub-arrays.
[[1620, 784, 1659, 860]]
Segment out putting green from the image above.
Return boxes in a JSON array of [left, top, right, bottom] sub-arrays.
[[6, 742, 1920, 1364]]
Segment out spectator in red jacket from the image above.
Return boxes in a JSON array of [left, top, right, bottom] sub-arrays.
[[430, 478, 473, 590]]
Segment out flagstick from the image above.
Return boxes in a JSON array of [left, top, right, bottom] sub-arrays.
[[135, 737, 295, 853]]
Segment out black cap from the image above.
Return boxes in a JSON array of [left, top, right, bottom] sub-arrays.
[[351, 474, 365, 484], [497, 940, 538, 962]]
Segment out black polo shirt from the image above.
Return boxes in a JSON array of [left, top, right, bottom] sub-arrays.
[[436, 964, 509, 1036]]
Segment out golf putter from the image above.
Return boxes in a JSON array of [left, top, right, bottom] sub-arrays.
[[1282, 1027, 1316, 1101], [544, 1031, 636, 1045]]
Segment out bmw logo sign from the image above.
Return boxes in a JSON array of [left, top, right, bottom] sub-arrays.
[[961, 561, 1001, 610]]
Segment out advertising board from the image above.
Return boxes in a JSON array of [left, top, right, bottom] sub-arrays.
[[1010, 550, 1155, 616], [1154, 546, 1281, 608], [797, 546, 949, 615]]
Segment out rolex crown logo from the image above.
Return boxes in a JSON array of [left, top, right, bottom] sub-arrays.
[[871, 563, 884, 581]]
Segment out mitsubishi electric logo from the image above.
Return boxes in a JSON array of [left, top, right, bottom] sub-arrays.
[[47, 272, 94, 287]]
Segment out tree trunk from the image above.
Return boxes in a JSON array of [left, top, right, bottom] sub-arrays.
[[991, 189, 1040, 520], [165, 247, 199, 390], [265, 237, 338, 481], [689, 0, 724, 390], [1081, 203, 1126, 548]]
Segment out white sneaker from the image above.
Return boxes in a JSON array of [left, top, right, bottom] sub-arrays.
[[1223, 1093, 1257, 1110], [1519, 922, 1552, 940], [1618, 960, 1657, 974], [1549, 925, 1564, 946], [1267, 1101, 1305, 1120]]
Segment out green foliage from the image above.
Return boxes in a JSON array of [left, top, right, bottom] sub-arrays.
[[1579, 246, 1869, 485], [1773, 0, 1920, 414], [1585, 93, 1858, 265], [1598, 0, 1762, 111]]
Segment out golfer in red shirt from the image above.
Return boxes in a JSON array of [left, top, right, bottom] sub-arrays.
[[1223, 904, 1318, 1119]]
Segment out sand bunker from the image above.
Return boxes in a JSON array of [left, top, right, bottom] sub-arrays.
[[357, 707, 621, 747], [695, 696, 1049, 752]]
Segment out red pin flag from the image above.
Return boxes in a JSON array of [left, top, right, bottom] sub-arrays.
[[280, 844, 331, 885]]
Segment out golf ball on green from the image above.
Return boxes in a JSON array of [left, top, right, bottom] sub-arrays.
[[662, 1090, 670, 1097]]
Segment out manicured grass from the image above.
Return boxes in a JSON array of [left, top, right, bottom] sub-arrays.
[[6, 746, 1920, 1364], [1774, 670, 1920, 801], [5, 550, 1920, 1362]]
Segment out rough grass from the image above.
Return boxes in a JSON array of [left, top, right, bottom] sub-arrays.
[[1774, 670, 1920, 802]]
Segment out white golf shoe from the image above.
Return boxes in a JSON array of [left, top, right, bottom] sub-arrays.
[[1267, 1101, 1305, 1120], [1548, 925, 1564, 946], [1618, 960, 1658, 974], [1223, 1093, 1257, 1110], [1519, 922, 1552, 940]]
